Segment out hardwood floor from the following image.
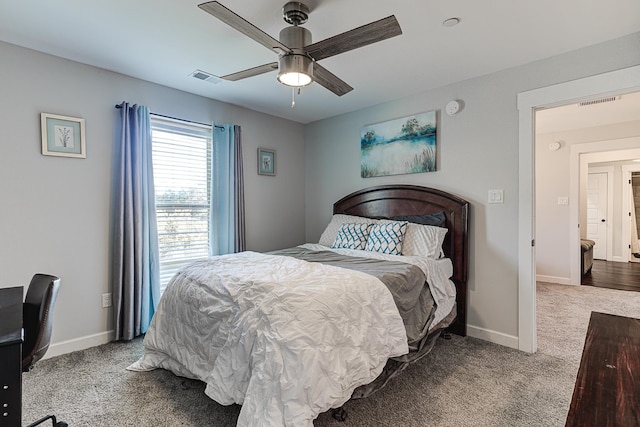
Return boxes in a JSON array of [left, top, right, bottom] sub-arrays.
[[582, 260, 640, 292]]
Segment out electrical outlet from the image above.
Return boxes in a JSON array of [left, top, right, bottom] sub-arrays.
[[102, 293, 112, 308]]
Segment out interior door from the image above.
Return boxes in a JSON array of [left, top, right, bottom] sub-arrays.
[[587, 172, 608, 260]]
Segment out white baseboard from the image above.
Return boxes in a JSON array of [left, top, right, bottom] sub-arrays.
[[44, 330, 115, 359], [611, 256, 627, 263], [467, 324, 519, 350], [535, 274, 572, 285], [45, 326, 521, 357]]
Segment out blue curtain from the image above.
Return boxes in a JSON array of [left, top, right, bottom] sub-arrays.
[[111, 102, 160, 340], [210, 124, 246, 255]]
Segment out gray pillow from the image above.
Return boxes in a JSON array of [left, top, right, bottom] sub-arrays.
[[391, 211, 446, 228]]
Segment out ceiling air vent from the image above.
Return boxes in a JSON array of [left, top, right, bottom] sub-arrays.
[[579, 96, 619, 107], [190, 70, 222, 84]]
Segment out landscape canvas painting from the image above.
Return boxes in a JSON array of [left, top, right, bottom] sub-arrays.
[[360, 111, 437, 177]]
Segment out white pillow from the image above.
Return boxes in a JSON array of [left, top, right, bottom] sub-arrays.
[[401, 223, 448, 258], [365, 221, 408, 255], [331, 223, 374, 250], [319, 214, 378, 247]]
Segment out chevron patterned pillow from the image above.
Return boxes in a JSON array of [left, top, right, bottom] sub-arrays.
[[331, 223, 374, 250], [365, 221, 408, 255], [319, 214, 378, 247]]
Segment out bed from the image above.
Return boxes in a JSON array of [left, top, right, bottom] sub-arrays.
[[128, 184, 470, 426]]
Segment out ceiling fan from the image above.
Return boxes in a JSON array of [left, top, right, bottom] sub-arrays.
[[198, 1, 402, 96]]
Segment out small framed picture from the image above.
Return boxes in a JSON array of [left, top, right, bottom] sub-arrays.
[[41, 113, 86, 158], [257, 147, 276, 176]]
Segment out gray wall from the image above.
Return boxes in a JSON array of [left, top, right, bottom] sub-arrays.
[[0, 41, 306, 352], [304, 32, 640, 344]]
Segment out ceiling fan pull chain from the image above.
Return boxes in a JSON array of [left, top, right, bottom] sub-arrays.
[[291, 87, 296, 108]]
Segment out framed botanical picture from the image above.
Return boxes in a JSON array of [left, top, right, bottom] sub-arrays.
[[41, 113, 86, 158], [257, 147, 276, 176]]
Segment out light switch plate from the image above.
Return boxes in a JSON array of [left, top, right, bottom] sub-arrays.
[[558, 196, 569, 205], [488, 189, 504, 204]]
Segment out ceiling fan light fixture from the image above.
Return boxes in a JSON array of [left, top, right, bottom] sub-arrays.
[[198, 1, 402, 96], [277, 54, 313, 87]]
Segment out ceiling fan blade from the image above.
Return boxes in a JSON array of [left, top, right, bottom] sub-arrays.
[[312, 63, 353, 97], [198, 2, 291, 54], [221, 62, 279, 81], [306, 15, 402, 61]]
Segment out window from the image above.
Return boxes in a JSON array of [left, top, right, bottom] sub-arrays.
[[150, 116, 212, 291]]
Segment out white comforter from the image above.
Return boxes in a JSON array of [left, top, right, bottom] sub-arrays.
[[299, 243, 456, 329], [128, 250, 409, 426]]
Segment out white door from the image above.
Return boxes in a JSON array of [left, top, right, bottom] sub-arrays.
[[587, 172, 608, 260]]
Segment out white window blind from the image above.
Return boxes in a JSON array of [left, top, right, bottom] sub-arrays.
[[150, 115, 212, 291]]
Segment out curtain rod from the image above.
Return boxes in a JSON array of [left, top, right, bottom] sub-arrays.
[[114, 104, 225, 129]]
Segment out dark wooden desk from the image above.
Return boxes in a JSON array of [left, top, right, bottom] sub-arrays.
[[0, 286, 23, 426], [565, 311, 640, 427]]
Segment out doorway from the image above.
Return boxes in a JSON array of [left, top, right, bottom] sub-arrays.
[[621, 164, 640, 263], [517, 65, 640, 353], [631, 172, 640, 262]]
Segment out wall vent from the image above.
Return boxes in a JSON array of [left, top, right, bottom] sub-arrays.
[[190, 70, 222, 84], [579, 96, 619, 107]]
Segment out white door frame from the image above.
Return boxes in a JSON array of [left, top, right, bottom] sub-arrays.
[[517, 65, 640, 353], [586, 166, 614, 261], [622, 163, 640, 261], [573, 146, 640, 280], [574, 148, 640, 267]]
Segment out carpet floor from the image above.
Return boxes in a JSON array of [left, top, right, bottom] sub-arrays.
[[21, 282, 639, 426], [536, 281, 640, 364]]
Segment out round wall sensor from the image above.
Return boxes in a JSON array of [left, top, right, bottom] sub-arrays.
[[445, 100, 460, 116], [548, 141, 561, 151]]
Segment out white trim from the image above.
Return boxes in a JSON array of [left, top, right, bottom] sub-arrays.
[[43, 330, 115, 359], [517, 65, 640, 353], [535, 274, 572, 285], [467, 325, 518, 349], [586, 166, 614, 261], [517, 92, 537, 354]]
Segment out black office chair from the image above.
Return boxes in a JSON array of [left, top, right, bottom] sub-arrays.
[[22, 274, 68, 427]]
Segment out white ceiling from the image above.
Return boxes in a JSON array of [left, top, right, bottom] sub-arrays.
[[536, 90, 640, 134], [2, 0, 639, 124]]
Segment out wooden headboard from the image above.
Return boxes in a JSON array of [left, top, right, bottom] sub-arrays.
[[333, 184, 470, 336]]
